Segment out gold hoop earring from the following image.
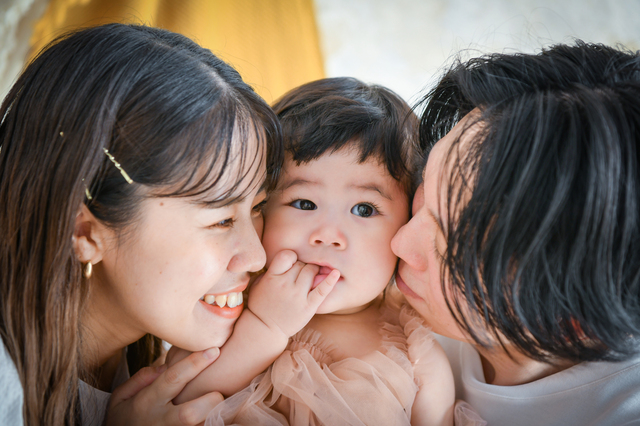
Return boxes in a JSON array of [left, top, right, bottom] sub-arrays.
[[84, 262, 92, 279]]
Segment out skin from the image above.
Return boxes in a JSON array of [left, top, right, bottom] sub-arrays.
[[262, 147, 409, 315], [391, 113, 575, 387], [74, 133, 270, 424], [261, 147, 454, 425]]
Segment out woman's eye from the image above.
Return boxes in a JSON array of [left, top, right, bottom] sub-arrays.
[[290, 199, 317, 210], [210, 218, 235, 229], [252, 200, 267, 217], [351, 203, 378, 218]]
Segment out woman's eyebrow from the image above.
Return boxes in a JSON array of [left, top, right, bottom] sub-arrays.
[[193, 175, 268, 208]]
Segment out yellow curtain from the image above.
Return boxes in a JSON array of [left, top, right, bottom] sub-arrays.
[[29, 0, 325, 103]]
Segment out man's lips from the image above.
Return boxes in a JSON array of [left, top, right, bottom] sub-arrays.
[[395, 272, 421, 299]]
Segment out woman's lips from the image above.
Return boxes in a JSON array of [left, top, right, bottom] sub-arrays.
[[199, 299, 243, 319], [395, 272, 421, 299]]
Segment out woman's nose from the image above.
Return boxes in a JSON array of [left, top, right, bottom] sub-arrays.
[[309, 220, 347, 249], [228, 220, 267, 273]]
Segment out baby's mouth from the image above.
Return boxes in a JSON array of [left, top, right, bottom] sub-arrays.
[[200, 291, 243, 308], [312, 265, 341, 289]]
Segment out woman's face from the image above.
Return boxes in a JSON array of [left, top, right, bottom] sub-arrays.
[[92, 138, 267, 352], [391, 115, 480, 341]]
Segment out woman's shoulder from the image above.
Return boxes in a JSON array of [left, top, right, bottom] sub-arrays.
[[0, 339, 24, 426]]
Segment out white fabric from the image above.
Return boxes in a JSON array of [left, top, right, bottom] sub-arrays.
[[0, 341, 24, 426], [0, 336, 129, 426], [78, 350, 130, 426], [436, 334, 640, 426]]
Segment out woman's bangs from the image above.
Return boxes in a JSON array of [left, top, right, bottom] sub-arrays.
[[151, 102, 267, 205]]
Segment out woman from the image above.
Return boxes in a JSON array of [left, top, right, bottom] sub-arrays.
[[392, 42, 640, 425], [0, 24, 282, 425]]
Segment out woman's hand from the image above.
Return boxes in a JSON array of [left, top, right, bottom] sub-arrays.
[[105, 348, 223, 425], [165, 345, 193, 368]]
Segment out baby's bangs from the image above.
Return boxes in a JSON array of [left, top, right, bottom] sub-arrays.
[[151, 99, 267, 204]]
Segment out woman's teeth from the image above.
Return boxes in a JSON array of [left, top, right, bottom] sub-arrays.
[[203, 292, 243, 308]]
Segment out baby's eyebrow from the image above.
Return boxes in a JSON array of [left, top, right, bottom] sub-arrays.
[[278, 178, 318, 191], [347, 183, 392, 200]]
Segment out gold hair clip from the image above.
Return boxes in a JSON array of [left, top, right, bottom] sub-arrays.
[[82, 178, 93, 200], [103, 148, 133, 184]]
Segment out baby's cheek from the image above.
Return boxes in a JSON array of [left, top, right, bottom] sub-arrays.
[[262, 214, 300, 263], [260, 226, 281, 265]]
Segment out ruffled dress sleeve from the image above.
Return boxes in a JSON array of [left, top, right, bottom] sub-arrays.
[[206, 296, 426, 426]]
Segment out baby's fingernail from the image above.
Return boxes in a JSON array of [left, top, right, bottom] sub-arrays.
[[203, 347, 220, 361]]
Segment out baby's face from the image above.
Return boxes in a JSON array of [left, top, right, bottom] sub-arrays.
[[262, 147, 409, 314]]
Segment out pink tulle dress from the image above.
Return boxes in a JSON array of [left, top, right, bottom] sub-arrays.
[[206, 291, 445, 426]]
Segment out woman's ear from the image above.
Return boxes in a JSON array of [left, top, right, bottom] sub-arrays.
[[72, 204, 109, 265]]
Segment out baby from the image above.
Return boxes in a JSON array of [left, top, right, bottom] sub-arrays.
[[200, 77, 456, 425]]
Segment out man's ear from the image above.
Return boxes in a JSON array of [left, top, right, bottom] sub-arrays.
[[72, 204, 110, 265]]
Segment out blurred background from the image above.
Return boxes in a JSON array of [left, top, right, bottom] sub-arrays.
[[2, 0, 640, 106]]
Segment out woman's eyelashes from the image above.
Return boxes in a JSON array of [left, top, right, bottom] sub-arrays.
[[288, 198, 381, 218], [209, 217, 236, 229], [251, 199, 267, 217]]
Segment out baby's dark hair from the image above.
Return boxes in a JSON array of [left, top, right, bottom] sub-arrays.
[[272, 77, 422, 195]]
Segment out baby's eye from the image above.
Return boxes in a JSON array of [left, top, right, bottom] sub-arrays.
[[351, 203, 378, 218], [290, 199, 317, 210], [251, 200, 267, 217]]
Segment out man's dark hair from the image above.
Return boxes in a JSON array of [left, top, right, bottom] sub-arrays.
[[421, 42, 640, 363]]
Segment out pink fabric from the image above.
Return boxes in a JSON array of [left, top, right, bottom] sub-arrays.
[[206, 294, 434, 426]]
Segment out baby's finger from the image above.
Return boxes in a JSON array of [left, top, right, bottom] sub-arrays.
[[307, 269, 340, 307], [295, 263, 321, 290], [267, 250, 298, 275], [172, 391, 225, 425], [148, 348, 220, 403]]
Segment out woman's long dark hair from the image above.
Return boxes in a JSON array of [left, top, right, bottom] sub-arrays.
[[0, 23, 281, 425], [420, 41, 640, 363]]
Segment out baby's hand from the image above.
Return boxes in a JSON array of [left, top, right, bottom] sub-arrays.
[[248, 250, 339, 338]]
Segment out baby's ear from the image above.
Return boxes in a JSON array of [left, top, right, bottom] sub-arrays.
[[72, 204, 110, 265]]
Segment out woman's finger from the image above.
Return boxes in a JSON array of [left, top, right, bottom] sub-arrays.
[[110, 364, 166, 403], [171, 391, 225, 425], [147, 348, 220, 403], [165, 345, 192, 368]]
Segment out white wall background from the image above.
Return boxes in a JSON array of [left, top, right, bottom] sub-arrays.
[[313, 0, 640, 105], [2, 0, 640, 104]]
